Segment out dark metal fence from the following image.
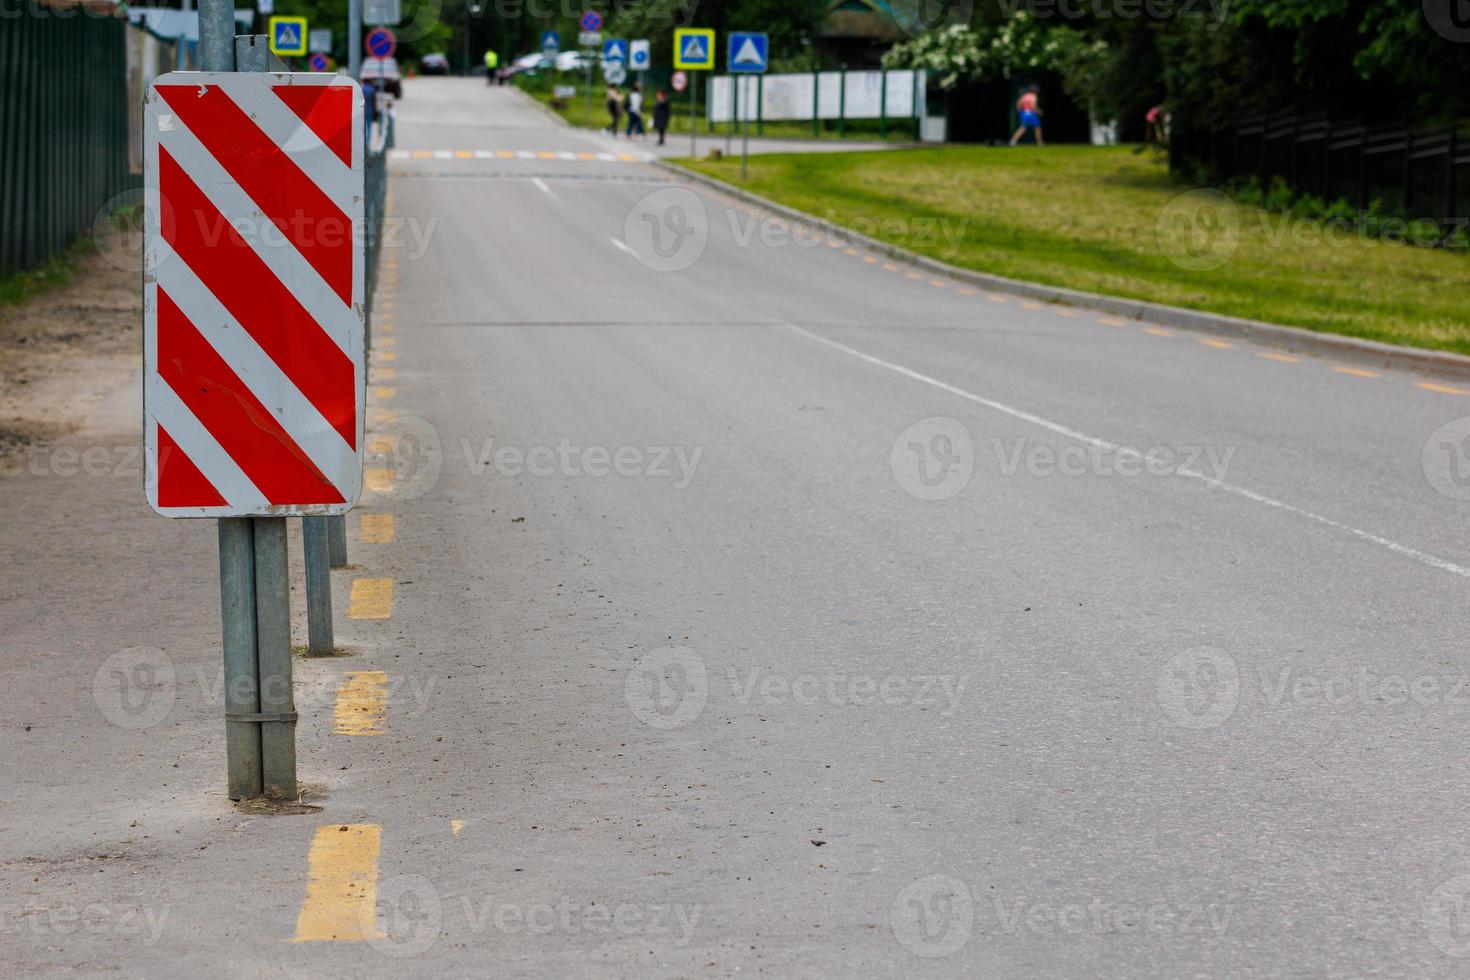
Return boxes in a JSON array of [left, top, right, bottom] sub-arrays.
[[1, 14, 131, 277], [1176, 112, 1470, 222]]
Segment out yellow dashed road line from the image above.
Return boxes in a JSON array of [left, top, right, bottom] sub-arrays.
[[333, 672, 389, 736], [1054, 309, 1080, 318], [1020, 301, 1043, 310], [929, 280, 947, 289], [375, 367, 396, 381], [364, 468, 394, 493], [863, 255, 879, 264], [957, 287, 978, 296], [1142, 326, 1175, 337], [349, 579, 394, 620], [1098, 318, 1128, 328], [987, 294, 1010, 304], [371, 386, 396, 401], [1259, 351, 1300, 363], [1332, 366, 1380, 379], [376, 350, 397, 362], [369, 408, 396, 426], [1198, 337, 1234, 349], [377, 336, 396, 347], [906, 272, 926, 281], [293, 824, 384, 942], [451, 820, 466, 837], [1417, 382, 1470, 396], [883, 263, 900, 272], [359, 514, 396, 544], [366, 435, 396, 454]]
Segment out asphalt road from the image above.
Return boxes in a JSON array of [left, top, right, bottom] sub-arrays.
[[7, 78, 1470, 977]]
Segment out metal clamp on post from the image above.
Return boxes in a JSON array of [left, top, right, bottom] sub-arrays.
[[226, 711, 300, 724]]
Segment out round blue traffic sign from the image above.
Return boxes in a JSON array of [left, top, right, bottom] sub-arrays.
[[366, 27, 395, 59], [579, 10, 602, 31], [308, 53, 329, 72]]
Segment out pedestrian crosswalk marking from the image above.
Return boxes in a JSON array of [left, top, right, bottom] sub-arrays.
[[389, 149, 641, 165]]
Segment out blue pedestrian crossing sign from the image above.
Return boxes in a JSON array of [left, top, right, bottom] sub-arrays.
[[728, 32, 768, 73], [268, 16, 308, 57], [603, 38, 627, 64], [541, 31, 560, 56], [673, 28, 715, 70]]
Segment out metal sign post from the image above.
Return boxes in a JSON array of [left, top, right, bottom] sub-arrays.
[[728, 33, 768, 181], [152, 0, 365, 801]]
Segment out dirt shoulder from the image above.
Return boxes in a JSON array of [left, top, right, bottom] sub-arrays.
[[0, 236, 141, 462]]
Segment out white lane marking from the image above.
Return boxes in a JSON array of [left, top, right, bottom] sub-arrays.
[[531, 177, 558, 200], [516, 150, 535, 160], [432, 150, 453, 159], [609, 236, 635, 256], [473, 150, 495, 159], [596, 152, 616, 162], [556, 151, 577, 161], [785, 323, 1470, 580]]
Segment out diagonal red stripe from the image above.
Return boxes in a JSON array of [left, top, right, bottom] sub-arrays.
[[273, 84, 354, 168], [156, 424, 228, 507], [160, 145, 356, 450], [156, 83, 353, 306], [157, 288, 345, 506]]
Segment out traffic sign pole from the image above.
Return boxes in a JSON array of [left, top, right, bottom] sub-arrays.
[[348, 0, 361, 78]]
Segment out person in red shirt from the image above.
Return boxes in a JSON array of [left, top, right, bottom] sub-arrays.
[[1010, 87, 1043, 146]]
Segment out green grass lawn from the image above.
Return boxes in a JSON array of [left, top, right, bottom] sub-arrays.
[[517, 81, 919, 143], [679, 145, 1470, 355]]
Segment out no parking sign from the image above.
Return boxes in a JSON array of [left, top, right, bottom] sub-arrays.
[[365, 27, 395, 59]]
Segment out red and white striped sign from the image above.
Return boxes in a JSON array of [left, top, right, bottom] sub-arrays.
[[143, 72, 365, 517]]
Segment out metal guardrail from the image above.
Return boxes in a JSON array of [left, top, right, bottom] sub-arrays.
[[0, 15, 130, 278]]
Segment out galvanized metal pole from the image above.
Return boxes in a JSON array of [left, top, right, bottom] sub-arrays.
[[198, 0, 235, 71], [252, 518, 298, 800], [348, 0, 362, 79], [200, 0, 257, 801], [742, 76, 750, 181], [690, 73, 697, 158], [219, 518, 263, 800], [726, 77, 734, 157], [328, 514, 349, 567], [303, 517, 335, 655]]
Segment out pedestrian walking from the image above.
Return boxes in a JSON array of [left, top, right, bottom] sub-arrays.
[[1010, 87, 1044, 146], [626, 83, 646, 139], [483, 49, 498, 87], [652, 89, 671, 146], [606, 85, 622, 137]]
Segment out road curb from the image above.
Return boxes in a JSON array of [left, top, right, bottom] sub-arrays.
[[655, 160, 1470, 382]]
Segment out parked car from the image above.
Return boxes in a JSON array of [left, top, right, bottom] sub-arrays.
[[360, 57, 402, 98], [419, 53, 450, 76]]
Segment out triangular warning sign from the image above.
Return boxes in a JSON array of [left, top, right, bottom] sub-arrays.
[[733, 38, 762, 65], [681, 36, 706, 61]]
